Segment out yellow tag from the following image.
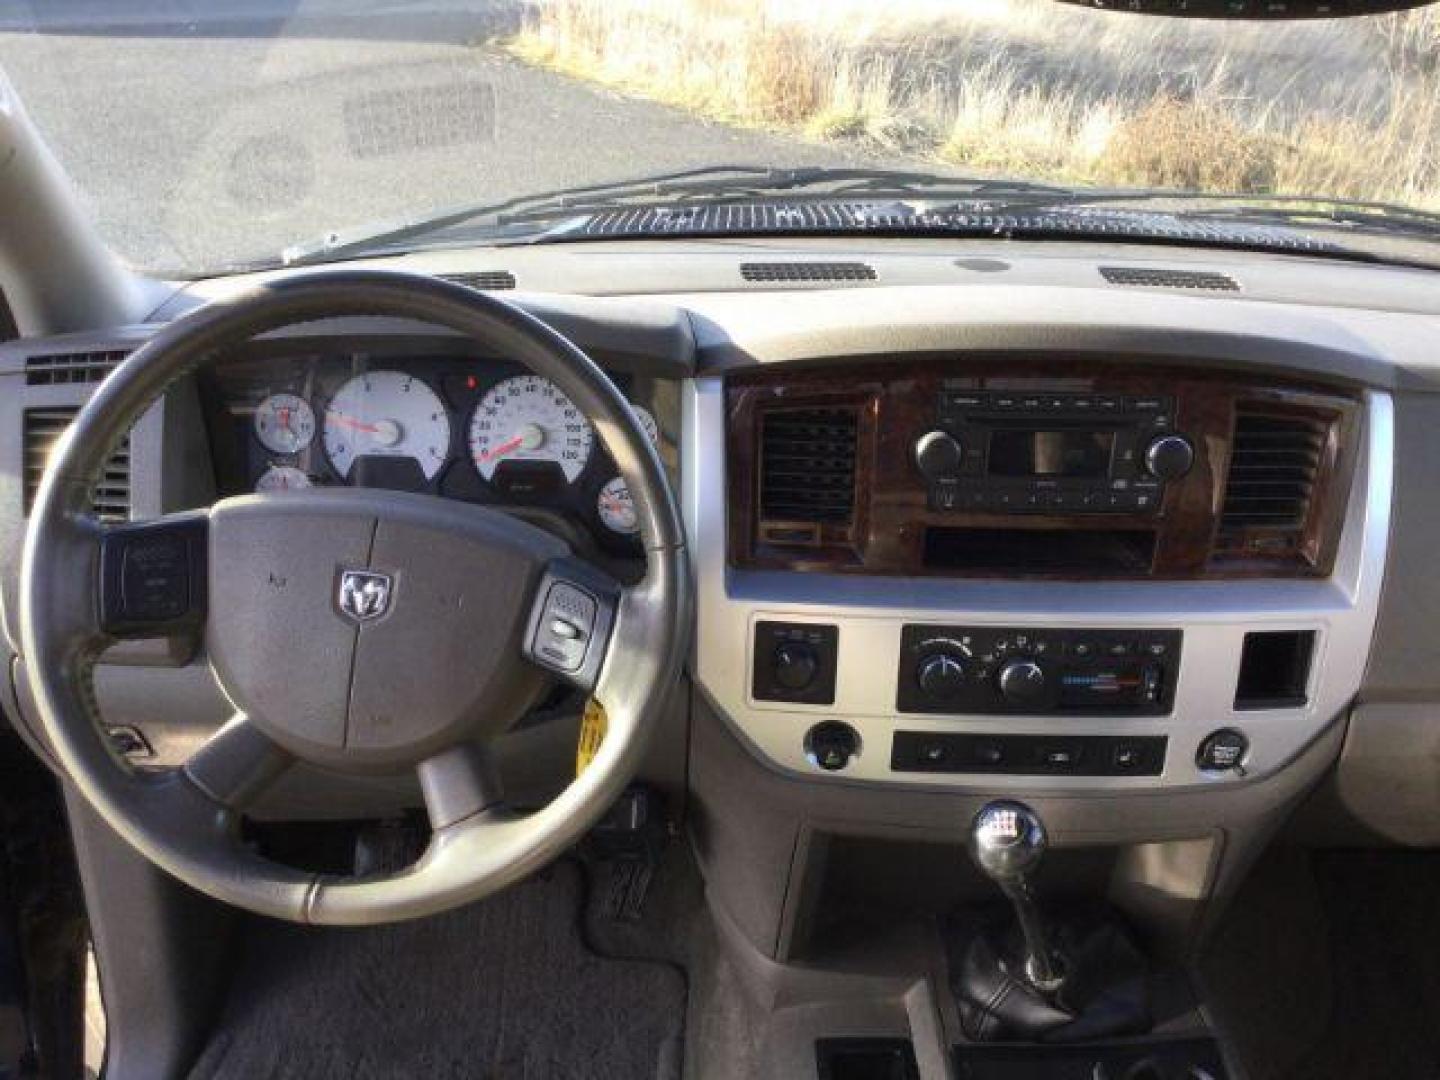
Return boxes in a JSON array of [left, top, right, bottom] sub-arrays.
[[576, 698, 608, 776]]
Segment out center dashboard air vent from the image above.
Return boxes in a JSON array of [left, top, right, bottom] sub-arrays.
[[1100, 266, 1239, 291], [23, 407, 131, 521], [25, 349, 129, 385], [740, 261, 876, 283], [1214, 408, 1330, 563], [758, 408, 859, 537]]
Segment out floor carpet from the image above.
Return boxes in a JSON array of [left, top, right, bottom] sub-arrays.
[[187, 860, 686, 1080]]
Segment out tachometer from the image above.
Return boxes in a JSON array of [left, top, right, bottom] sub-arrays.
[[323, 371, 450, 481], [254, 392, 316, 455], [469, 374, 593, 483]]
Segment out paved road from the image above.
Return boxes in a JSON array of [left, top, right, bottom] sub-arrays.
[[0, 0, 877, 276]]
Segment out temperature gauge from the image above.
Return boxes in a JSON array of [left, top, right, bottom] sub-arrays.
[[596, 476, 639, 535], [256, 465, 312, 492], [254, 393, 315, 455]]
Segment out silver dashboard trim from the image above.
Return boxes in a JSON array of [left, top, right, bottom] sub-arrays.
[[684, 375, 1392, 793]]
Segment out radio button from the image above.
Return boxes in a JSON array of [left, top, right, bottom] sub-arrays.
[[1144, 433, 1196, 480], [914, 430, 964, 480]]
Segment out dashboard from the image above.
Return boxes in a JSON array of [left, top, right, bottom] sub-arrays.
[[200, 346, 679, 561]]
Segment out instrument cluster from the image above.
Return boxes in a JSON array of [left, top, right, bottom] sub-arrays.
[[203, 351, 678, 554]]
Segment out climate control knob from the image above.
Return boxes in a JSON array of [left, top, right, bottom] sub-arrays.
[[917, 652, 967, 701], [1144, 433, 1195, 481], [914, 430, 964, 481], [996, 658, 1048, 707]]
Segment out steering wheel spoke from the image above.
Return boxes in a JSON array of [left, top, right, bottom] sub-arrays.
[[182, 714, 293, 812], [97, 510, 209, 640], [521, 557, 622, 694], [417, 740, 504, 831]]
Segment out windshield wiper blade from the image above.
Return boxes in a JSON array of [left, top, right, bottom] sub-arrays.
[[280, 165, 1085, 266]]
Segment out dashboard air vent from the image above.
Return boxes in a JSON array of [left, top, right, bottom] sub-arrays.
[[1217, 410, 1327, 543], [25, 349, 129, 386], [759, 408, 858, 525], [440, 271, 516, 291], [740, 261, 876, 283], [23, 407, 131, 521], [1100, 266, 1239, 291]]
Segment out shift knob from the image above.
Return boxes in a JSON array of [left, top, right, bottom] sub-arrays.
[[969, 800, 1048, 884]]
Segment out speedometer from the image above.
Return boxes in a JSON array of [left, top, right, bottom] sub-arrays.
[[323, 371, 450, 481], [469, 375, 594, 483]]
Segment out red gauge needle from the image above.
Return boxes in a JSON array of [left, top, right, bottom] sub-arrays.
[[477, 434, 525, 464], [328, 412, 380, 434]]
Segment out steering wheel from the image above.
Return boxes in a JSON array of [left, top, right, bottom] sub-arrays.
[[18, 270, 690, 925]]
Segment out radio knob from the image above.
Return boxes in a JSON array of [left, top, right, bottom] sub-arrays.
[[996, 658, 1049, 706], [914, 430, 964, 481], [917, 652, 967, 701], [1144, 434, 1195, 481]]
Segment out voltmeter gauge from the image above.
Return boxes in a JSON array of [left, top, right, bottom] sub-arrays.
[[254, 393, 316, 454], [596, 476, 639, 535]]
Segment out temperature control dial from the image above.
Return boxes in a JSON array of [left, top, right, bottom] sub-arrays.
[[996, 658, 1049, 707]]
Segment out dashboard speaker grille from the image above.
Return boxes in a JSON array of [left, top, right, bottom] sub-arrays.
[[740, 261, 876, 283], [1100, 267, 1239, 291], [23, 407, 131, 521], [439, 271, 517, 291], [25, 349, 129, 386], [758, 408, 858, 525], [1217, 410, 1327, 546]]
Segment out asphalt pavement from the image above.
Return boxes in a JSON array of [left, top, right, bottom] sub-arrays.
[[0, 0, 873, 275]]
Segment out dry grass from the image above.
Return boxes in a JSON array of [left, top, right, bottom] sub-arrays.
[[503, 0, 1440, 209]]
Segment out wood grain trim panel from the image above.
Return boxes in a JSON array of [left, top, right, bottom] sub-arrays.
[[726, 356, 1360, 579]]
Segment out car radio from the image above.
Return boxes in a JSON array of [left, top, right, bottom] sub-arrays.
[[913, 389, 1195, 515]]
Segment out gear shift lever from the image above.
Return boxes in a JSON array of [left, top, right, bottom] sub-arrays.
[[969, 800, 1063, 993]]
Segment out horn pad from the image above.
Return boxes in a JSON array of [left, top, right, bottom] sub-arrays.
[[205, 489, 566, 771]]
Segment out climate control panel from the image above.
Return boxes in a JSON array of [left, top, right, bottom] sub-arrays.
[[897, 625, 1181, 716]]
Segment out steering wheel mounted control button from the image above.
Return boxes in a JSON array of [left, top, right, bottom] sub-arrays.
[[804, 722, 860, 772], [536, 585, 596, 671], [752, 621, 839, 705], [99, 514, 209, 637], [523, 559, 619, 693], [1197, 728, 1249, 773]]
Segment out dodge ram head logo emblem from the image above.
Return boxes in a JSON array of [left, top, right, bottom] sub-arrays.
[[338, 570, 392, 622]]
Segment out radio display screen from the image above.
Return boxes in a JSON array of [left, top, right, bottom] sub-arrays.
[[988, 429, 1114, 478]]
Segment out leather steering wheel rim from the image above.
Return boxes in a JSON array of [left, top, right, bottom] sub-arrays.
[[18, 270, 690, 925]]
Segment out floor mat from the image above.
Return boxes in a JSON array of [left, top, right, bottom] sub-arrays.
[[1286, 851, 1440, 1080], [187, 860, 685, 1080]]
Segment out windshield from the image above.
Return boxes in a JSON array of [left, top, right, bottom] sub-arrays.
[[2, 0, 1437, 277]]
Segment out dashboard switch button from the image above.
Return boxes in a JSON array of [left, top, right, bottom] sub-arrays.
[[1197, 729, 1249, 772]]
